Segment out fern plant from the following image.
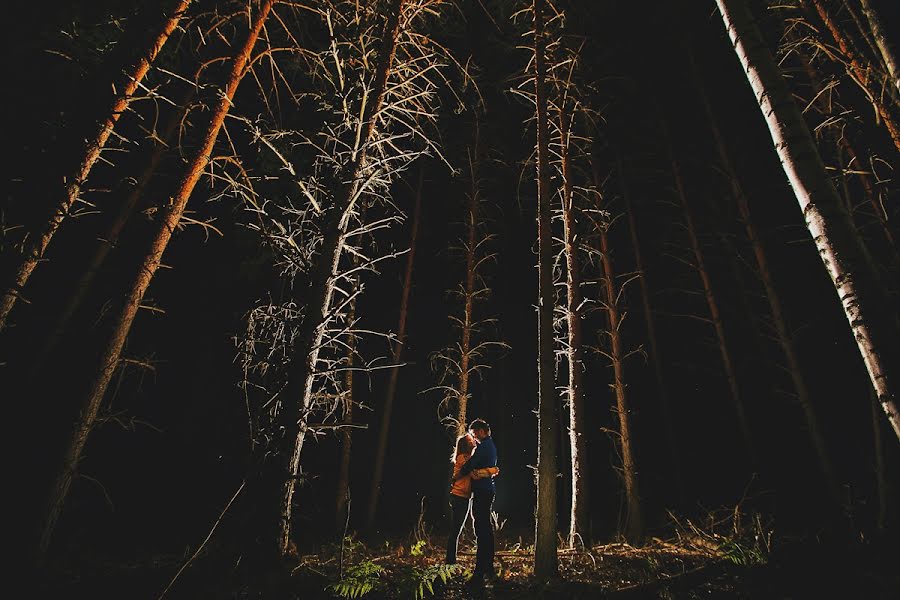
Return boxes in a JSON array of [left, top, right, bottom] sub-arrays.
[[328, 560, 384, 598], [398, 563, 460, 600]]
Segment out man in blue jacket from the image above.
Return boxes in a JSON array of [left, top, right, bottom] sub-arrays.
[[452, 418, 498, 583]]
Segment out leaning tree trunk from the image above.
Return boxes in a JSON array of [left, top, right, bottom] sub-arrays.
[[620, 162, 682, 505], [717, 0, 900, 440], [0, 0, 192, 330], [34, 0, 274, 560], [533, 0, 559, 579], [593, 162, 642, 543], [559, 111, 589, 548], [29, 83, 198, 379], [859, 0, 900, 96], [664, 124, 756, 462], [799, 0, 900, 153], [365, 166, 421, 531], [690, 51, 841, 505]]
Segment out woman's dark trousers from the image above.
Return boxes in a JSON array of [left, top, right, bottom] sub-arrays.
[[446, 494, 471, 564]]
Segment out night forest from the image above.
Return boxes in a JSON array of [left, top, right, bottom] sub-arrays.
[[4, 0, 900, 598]]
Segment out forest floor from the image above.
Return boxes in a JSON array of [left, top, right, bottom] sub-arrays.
[[33, 517, 899, 600]]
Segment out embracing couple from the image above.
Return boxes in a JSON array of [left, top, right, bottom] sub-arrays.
[[446, 418, 500, 585]]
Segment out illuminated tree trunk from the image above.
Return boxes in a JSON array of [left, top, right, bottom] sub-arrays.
[[30, 85, 197, 378], [365, 165, 420, 530], [799, 0, 900, 153], [34, 0, 274, 560], [593, 164, 642, 542], [620, 162, 682, 504], [859, 0, 900, 95], [284, 1, 406, 553], [717, 0, 900, 440], [664, 127, 755, 460], [533, 0, 559, 579], [559, 112, 589, 548], [335, 290, 357, 533], [0, 0, 192, 330], [690, 52, 841, 504]]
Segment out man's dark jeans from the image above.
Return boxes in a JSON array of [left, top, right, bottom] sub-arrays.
[[446, 494, 471, 564], [472, 489, 495, 576]]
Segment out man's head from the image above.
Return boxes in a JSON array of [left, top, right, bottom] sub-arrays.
[[468, 418, 491, 441]]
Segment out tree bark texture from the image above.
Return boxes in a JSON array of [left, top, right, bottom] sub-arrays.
[[717, 0, 900, 441]]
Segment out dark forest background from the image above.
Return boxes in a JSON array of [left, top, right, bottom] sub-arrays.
[[3, 0, 899, 582]]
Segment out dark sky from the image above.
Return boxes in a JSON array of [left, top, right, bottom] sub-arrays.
[[4, 0, 899, 558]]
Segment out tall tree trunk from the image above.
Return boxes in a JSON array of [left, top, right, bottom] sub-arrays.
[[0, 0, 192, 330], [663, 123, 756, 462], [716, 0, 900, 440], [533, 0, 559, 579], [279, 0, 407, 554], [689, 51, 841, 504], [335, 288, 357, 533], [29, 84, 198, 379], [799, 0, 900, 153], [620, 162, 682, 505], [35, 0, 274, 560], [859, 0, 900, 96], [594, 164, 642, 542], [559, 111, 589, 548], [365, 165, 421, 530]]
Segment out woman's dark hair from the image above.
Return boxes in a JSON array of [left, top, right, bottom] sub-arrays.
[[451, 434, 475, 462]]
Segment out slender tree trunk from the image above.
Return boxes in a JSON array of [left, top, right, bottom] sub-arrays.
[[859, 0, 900, 96], [456, 151, 479, 443], [664, 124, 755, 461], [34, 0, 274, 560], [620, 162, 682, 505], [799, 0, 900, 152], [533, 0, 559, 579], [335, 290, 356, 533], [0, 0, 192, 330], [365, 165, 421, 530], [690, 51, 841, 504], [559, 112, 589, 548], [717, 0, 900, 440], [29, 84, 198, 378], [593, 164, 642, 543], [280, 0, 407, 554]]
